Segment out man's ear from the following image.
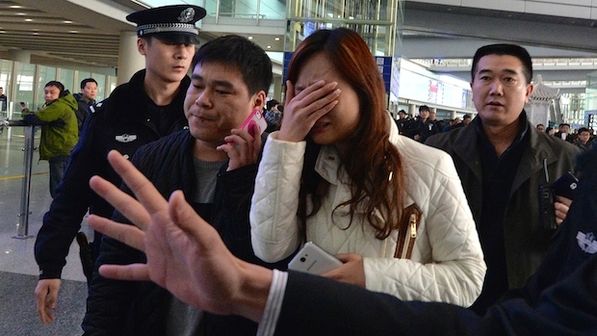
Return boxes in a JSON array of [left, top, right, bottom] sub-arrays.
[[525, 83, 535, 100], [137, 38, 147, 56], [253, 90, 267, 109]]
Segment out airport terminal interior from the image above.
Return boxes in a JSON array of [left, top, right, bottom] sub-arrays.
[[1, 0, 597, 334]]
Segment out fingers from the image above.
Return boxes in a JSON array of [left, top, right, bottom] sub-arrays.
[[89, 175, 151, 230], [555, 195, 572, 207], [99, 264, 150, 281], [554, 203, 570, 226], [321, 266, 343, 280], [554, 196, 572, 225], [34, 280, 60, 324], [169, 191, 219, 253], [335, 253, 358, 263], [278, 80, 340, 142], [106, 150, 168, 216], [218, 126, 261, 171], [293, 82, 340, 122], [88, 214, 146, 252]]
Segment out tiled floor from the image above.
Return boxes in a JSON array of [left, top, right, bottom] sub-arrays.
[[0, 126, 89, 335]]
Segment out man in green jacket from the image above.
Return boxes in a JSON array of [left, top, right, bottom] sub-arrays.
[[33, 81, 78, 198]]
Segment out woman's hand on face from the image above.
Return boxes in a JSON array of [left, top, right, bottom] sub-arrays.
[[277, 80, 341, 142], [322, 253, 366, 288]]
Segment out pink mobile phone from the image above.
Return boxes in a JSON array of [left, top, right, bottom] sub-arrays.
[[239, 107, 267, 136]]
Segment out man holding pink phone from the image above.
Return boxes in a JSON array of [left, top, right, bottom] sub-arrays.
[[83, 35, 288, 336]]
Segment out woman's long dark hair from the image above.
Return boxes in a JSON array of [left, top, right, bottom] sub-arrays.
[[288, 28, 406, 240]]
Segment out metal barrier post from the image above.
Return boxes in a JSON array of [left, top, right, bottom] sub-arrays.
[[14, 124, 35, 239]]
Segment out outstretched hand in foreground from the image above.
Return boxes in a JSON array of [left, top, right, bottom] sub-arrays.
[[88, 150, 271, 322]]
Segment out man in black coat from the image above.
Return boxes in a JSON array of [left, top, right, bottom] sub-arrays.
[[426, 44, 581, 313], [33, 4, 204, 325], [82, 35, 288, 336], [72, 78, 98, 132]]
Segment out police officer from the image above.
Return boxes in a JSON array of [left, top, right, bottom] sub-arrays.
[[33, 4, 206, 325]]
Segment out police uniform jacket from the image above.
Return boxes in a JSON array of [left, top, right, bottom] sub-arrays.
[[34, 69, 189, 279], [425, 112, 581, 289]]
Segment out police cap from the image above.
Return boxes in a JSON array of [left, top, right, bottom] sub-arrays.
[[126, 5, 206, 45]]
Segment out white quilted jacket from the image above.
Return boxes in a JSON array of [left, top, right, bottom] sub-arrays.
[[250, 121, 486, 306]]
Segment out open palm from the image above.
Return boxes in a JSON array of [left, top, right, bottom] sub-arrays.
[[87, 150, 266, 319]]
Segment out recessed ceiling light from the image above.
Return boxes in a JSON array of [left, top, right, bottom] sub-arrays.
[[9, 5, 23, 9], [25, 18, 33, 22], [248, 36, 253, 40], [275, 37, 280, 41], [32, 32, 39, 35], [0, 31, 6, 34], [63, 20, 73, 24], [266, 45, 271, 49], [69, 30, 79, 33], [16, 12, 26, 16]]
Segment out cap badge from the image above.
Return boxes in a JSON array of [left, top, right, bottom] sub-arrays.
[[178, 8, 195, 23]]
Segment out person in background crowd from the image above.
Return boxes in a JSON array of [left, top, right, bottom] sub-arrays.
[[536, 123, 545, 132], [394, 109, 412, 135], [86, 140, 597, 336], [264, 98, 282, 132], [0, 86, 7, 111], [546, 126, 556, 136], [555, 123, 573, 142], [575, 127, 593, 151], [72, 78, 98, 132], [462, 113, 473, 126], [426, 43, 581, 314], [33, 4, 204, 325], [412, 105, 439, 141], [25, 81, 78, 198], [250, 28, 485, 306], [83, 34, 288, 336], [449, 117, 462, 130]]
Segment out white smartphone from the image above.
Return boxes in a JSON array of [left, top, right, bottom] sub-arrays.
[[239, 107, 267, 136], [288, 241, 342, 275]]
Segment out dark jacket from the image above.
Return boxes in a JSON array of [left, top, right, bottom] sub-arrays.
[[34, 70, 189, 279], [275, 254, 597, 336], [82, 130, 290, 336], [425, 113, 581, 289], [73, 92, 95, 132], [512, 142, 597, 304]]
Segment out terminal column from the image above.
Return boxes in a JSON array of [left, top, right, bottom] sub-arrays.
[[116, 31, 144, 85]]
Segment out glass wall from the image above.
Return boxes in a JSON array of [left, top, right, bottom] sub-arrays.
[[204, 0, 286, 20], [35, 66, 57, 110], [0, 60, 13, 118], [14, 63, 35, 115], [587, 72, 597, 112], [559, 93, 586, 128], [286, 0, 398, 56], [0, 58, 115, 119], [58, 68, 75, 93]]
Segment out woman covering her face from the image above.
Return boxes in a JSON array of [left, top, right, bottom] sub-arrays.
[[250, 28, 486, 306]]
